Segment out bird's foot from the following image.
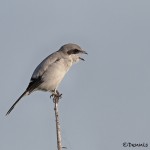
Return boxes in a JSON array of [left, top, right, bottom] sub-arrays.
[[50, 90, 62, 103]]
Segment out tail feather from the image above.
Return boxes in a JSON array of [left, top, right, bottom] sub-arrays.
[[6, 91, 28, 116]]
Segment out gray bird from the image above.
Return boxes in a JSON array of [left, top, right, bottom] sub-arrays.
[[6, 43, 87, 115]]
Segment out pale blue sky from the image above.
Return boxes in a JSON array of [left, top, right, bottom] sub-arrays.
[[1, 0, 150, 150]]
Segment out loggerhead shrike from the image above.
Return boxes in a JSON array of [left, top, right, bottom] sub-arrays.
[[6, 43, 87, 115]]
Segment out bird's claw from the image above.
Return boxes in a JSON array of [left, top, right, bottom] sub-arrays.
[[50, 91, 62, 103], [50, 93, 62, 99]]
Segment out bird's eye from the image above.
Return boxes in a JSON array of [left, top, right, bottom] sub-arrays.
[[67, 49, 79, 55], [73, 49, 79, 54]]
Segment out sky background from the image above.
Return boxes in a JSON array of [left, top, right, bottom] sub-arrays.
[[1, 0, 150, 150]]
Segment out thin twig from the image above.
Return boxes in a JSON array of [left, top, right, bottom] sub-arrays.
[[53, 96, 62, 150]]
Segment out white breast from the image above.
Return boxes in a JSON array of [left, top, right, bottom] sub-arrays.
[[37, 58, 73, 92]]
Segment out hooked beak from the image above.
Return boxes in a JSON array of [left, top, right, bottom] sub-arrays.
[[79, 50, 88, 61], [81, 50, 88, 55]]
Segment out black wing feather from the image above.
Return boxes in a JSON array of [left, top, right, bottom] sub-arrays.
[[26, 76, 43, 93]]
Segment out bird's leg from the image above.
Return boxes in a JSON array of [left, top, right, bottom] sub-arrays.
[[56, 90, 62, 98], [50, 90, 62, 99], [50, 90, 62, 103], [50, 90, 56, 99], [53, 90, 62, 103]]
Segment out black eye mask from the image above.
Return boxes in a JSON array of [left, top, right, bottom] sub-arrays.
[[67, 49, 80, 55]]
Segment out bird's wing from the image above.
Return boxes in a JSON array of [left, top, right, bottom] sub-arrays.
[[31, 52, 61, 79], [26, 52, 62, 93], [26, 76, 44, 93], [6, 52, 62, 116]]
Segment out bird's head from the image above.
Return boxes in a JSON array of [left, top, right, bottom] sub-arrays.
[[59, 43, 88, 63]]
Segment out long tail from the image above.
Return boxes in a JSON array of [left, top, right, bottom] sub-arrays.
[[6, 91, 28, 116]]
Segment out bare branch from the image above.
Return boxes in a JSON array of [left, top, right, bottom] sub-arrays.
[[53, 95, 62, 150]]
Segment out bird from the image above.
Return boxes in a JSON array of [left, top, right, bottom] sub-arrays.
[[6, 43, 87, 115]]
